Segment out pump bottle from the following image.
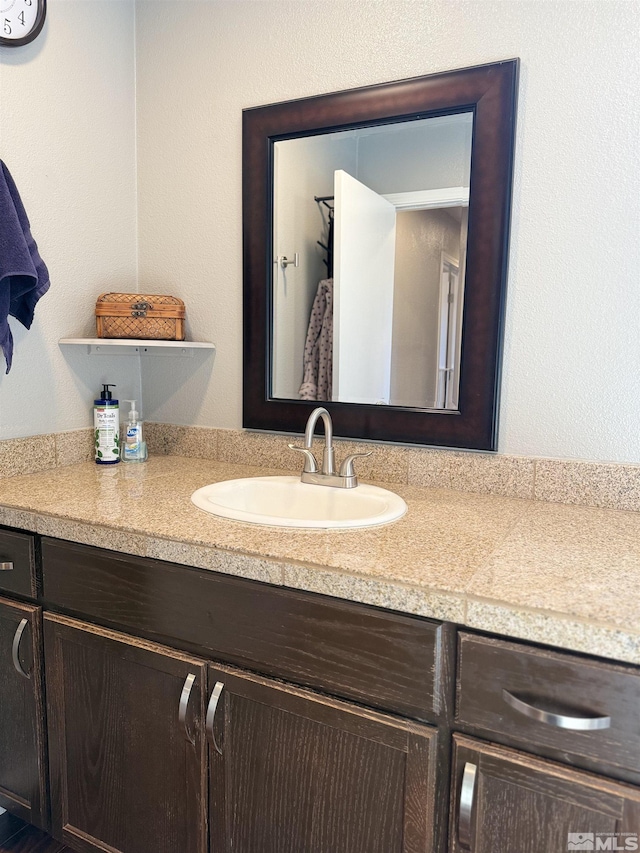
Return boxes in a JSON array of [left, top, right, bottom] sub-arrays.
[[94, 384, 120, 464], [121, 400, 148, 462]]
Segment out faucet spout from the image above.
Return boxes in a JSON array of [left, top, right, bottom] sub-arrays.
[[290, 406, 368, 488], [304, 407, 332, 449], [304, 407, 335, 474]]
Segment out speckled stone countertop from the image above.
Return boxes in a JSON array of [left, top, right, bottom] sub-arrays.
[[1, 456, 639, 665]]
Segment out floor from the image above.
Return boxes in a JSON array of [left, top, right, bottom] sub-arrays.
[[0, 814, 75, 853]]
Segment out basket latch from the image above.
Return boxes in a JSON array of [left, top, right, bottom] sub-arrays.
[[131, 300, 150, 318]]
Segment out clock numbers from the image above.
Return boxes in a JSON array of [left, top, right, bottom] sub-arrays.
[[0, 0, 44, 45]]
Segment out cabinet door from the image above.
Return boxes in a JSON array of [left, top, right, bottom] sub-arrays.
[[450, 734, 640, 853], [207, 662, 440, 853], [0, 597, 47, 829], [45, 614, 208, 853]]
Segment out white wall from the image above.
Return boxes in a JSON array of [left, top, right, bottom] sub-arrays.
[[2, 1, 638, 465], [0, 0, 141, 438], [135, 0, 640, 464]]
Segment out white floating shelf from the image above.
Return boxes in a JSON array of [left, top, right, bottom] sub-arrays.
[[59, 338, 215, 358]]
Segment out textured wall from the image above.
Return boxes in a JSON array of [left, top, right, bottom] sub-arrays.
[[135, 0, 640, 463], [0, 0, 140, 439], [2, 1, 638, 464]]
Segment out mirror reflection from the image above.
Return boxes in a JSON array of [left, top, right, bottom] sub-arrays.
[[271, 111, 473, 410]]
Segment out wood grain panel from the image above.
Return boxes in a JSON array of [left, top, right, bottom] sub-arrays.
[[456, 632, 640, 784], [450, 735, 640, 853], [44, 614, 208, 853], [0, 529, 37, 600], [208, 661, 440, 853], [41, 538, 446, 721], [0, 598, 48, 829]]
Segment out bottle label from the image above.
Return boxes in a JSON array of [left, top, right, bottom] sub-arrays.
[[94, 407, 120, 461], [124, 425, 140, 458]]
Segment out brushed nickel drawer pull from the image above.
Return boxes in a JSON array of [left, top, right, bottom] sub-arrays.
[[458, 761, 477, 849], [206, 681, 224, 755], [0, 561, 14, 571], [178, 673, 197, 745], [502, 689, 611, 730], [12, 618, 31, 679]]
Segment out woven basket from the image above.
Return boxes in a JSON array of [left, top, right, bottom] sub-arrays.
[[95, 293, 185, 340]]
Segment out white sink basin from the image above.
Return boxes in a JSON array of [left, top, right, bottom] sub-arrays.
[[191, 476, 407, 529]]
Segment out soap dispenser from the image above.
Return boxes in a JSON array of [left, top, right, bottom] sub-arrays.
[[121, 400, 148, 462], [94, 384, 120, 464]]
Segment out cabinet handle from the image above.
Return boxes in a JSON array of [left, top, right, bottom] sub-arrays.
[[458, 761, 477, 850], [12, 618, 31, 679], [0, 561, 14, 571], [178, 673, 197, 745], [206, 681, 224, 755], [502, 689, 611, 731]]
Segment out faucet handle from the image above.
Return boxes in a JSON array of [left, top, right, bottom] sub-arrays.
[[338, 451, 372, 478], [288, 444, 318, 473]]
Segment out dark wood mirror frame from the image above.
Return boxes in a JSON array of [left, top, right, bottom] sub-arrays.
[[243, 59, 519, 450]]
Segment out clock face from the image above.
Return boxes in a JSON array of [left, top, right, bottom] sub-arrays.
[[0, 0, 46, 46]]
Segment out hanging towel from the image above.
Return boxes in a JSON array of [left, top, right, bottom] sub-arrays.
[[299, 277, 333, 401], [0, 161, 51, 373]]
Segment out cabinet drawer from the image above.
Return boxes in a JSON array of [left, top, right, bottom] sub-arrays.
[[456, 632, 640, 784], [0, 528, 37, 599], [41, 538, 450, 722]]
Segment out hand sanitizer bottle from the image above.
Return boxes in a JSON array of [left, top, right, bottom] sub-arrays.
[[121, 400, 148, 462]]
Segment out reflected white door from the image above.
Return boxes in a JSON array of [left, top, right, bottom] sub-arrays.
[[333, 169, 397, 404]]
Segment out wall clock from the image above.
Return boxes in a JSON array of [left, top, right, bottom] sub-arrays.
[[0, 0, 46, 47]]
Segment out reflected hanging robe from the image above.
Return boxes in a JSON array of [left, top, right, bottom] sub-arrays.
[[299, 278, 333, 401]]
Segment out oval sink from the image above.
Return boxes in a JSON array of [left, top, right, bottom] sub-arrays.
[[191, 476, 407, 529]]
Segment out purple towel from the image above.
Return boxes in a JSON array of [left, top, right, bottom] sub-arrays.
[[0, 161, 50, 373]]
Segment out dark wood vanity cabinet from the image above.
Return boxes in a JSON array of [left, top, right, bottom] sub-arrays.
[[38, 537, 449, 852], [44, 614, 209, 853], [3, 526, 640, 853], [36, 533, 448, 853], [0, 596, 48, 830], [208, 662, 439, 853], [456, 632, 640, 785], [0, 527, 38, 599], [42, 611, 440, 853], [0, 528, 47, 829], [449, 735, 640, 853], [449, 633, 640, 852], [39, 537, 449, 724]]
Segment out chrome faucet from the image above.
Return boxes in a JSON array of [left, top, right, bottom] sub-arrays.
[[288, 407, 371, 488]]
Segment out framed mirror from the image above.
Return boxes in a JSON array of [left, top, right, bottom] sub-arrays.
[[243, 59, 518, 450]]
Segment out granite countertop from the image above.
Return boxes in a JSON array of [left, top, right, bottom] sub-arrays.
[[1, 456, 639, 665]]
